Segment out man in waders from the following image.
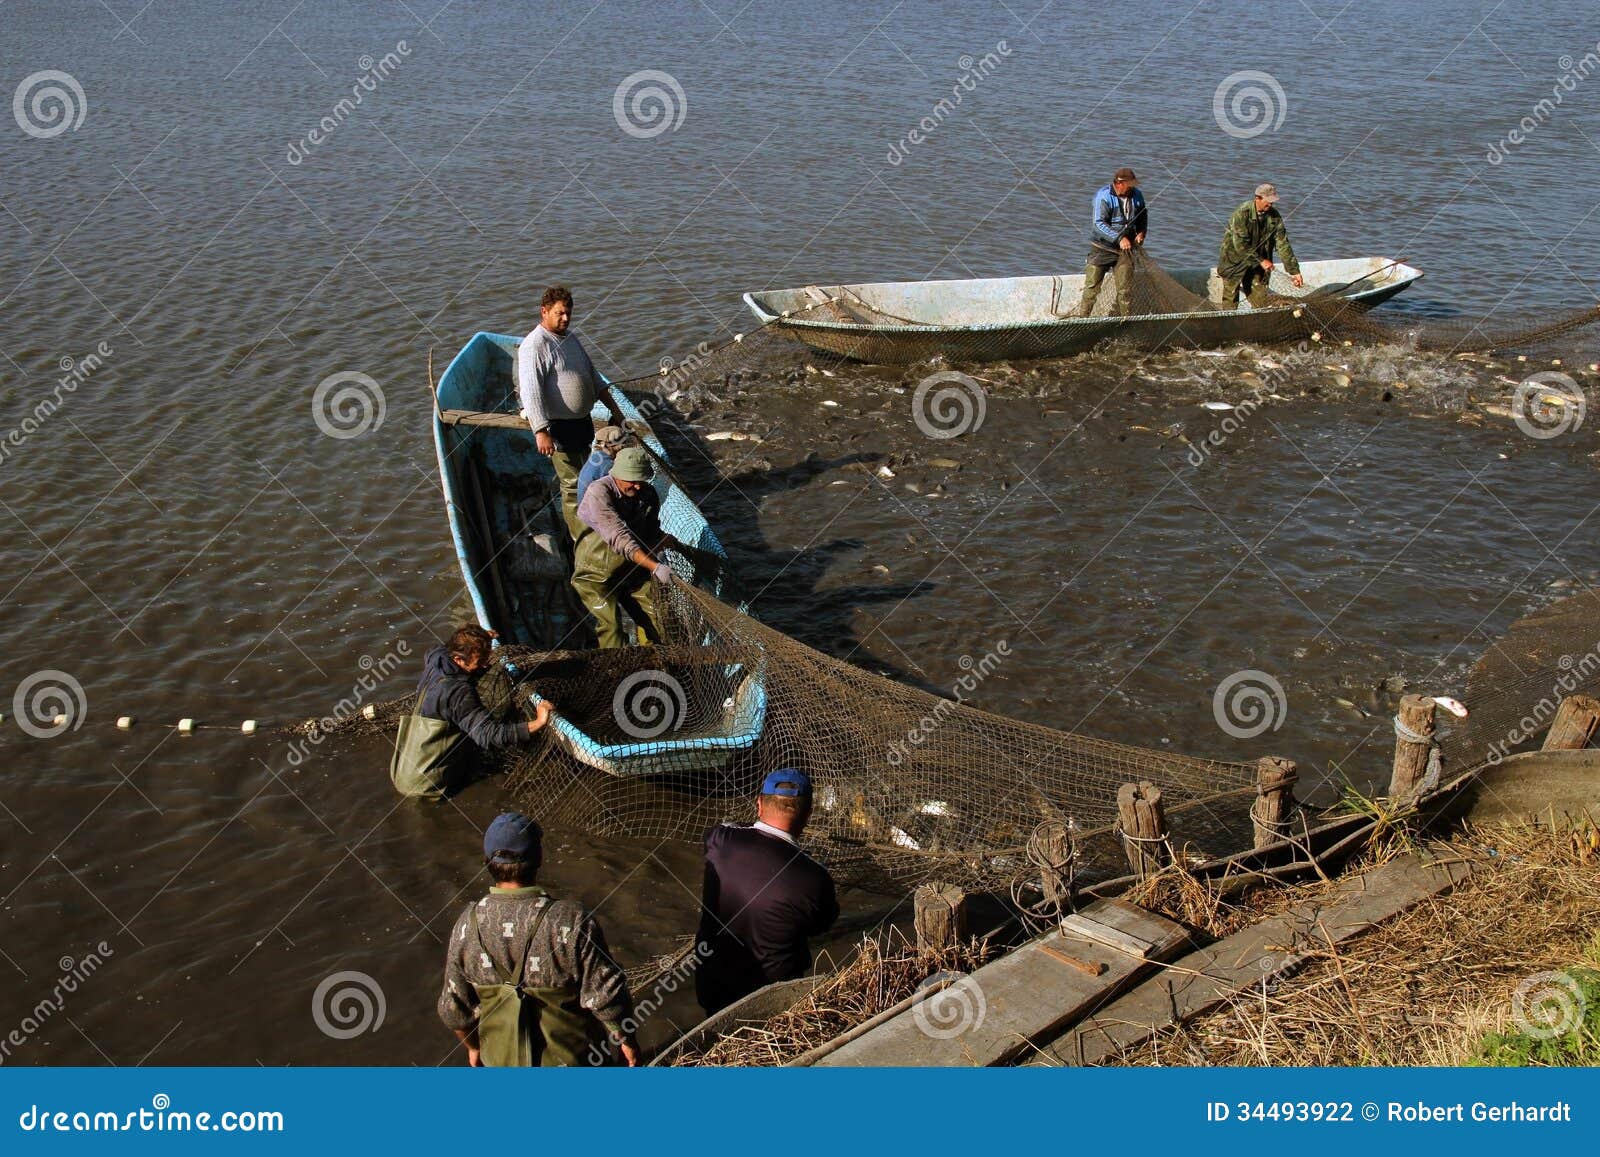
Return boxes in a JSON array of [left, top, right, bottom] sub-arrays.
[[694, 769, 839, 1016], [1218, 183, 1304, 309], [572, 445, 691, 649], [1068, 166, 1147, 318], [518, 285, 624, 543], [438, 813, 639, 1066], [389, 625, 553, 799]]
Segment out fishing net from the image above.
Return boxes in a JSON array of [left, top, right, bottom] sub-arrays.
[[495, 581, 1260, 893]]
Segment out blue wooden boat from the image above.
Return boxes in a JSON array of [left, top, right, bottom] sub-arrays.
[[431, 331, 766, 777], [743, 257, 1422, 364]]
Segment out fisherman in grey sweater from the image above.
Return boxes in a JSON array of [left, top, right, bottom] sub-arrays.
[[517, 286, 622, 542]]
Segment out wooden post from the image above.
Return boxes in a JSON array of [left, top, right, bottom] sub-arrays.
[[1251, 756, 1298, 848], [1542, 694, 1600, 751], [1034, 821, 1074, 916], [913, 883, 967, 951], [1116, 781, 1168, 880], [1389, 693, 1436, 800]]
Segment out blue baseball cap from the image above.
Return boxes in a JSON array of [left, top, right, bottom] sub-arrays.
[[760, 768, 812, 797], [484, 812, 542, 862]]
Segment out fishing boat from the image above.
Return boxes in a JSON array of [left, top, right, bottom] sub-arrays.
[[431, 331, 766, 777], [743, 257, 1422, 364]]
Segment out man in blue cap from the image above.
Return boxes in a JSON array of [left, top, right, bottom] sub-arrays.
[[437, 812, 639, 1066], [694, 768, 839, 1016]]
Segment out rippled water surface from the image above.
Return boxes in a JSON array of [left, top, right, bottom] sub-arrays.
[[3, 1, 1600, 1063]]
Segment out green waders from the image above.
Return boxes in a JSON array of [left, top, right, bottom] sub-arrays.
[[1077, 252, 1134, 316], [570, 532, 662, 650], [467, 907, 600, 1067], [1222, 265, 1272, 310], [550, 444, 588, 543], [389, 688, 467, 800]]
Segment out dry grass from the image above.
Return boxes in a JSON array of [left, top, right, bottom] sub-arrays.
[[671, 932, 993, 1066], [1108, 817, 1600, 1067]]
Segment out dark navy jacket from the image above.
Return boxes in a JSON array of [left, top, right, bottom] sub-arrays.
[[415, 645, 526, 751], [694, 823, 839, 1015], [1087, 183, 1148, 264]]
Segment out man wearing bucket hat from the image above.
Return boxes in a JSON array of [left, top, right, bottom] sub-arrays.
[[571, 445, 693, 649], [437, 812, 639, 1066], [694, 768, 839, 1016], [1218, 183, 1305, 309], [1067, 166, 1148, 318]]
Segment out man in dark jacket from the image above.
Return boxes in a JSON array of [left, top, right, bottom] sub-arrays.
[[1218, 182, 1304, 309], [694, 768, 839, 1016], [1068, 166, 1147, 317], [390, 625, 553, 798]]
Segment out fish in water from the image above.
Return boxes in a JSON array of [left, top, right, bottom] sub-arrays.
[[706, 430, 757, 442]]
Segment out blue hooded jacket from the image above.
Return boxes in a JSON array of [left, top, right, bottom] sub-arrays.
[[1087, 183, 1148, 263]]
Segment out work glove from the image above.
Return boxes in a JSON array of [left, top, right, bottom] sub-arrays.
[[652, 564, 674, 587]]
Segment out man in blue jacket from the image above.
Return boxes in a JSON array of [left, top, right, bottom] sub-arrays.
[[694, 768, 839, 1016], [1068, 166, 1148, 318], [390, 625, 554, 798]]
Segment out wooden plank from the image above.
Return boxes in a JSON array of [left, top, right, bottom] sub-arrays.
[[811, 899, 1187, 1067], [1060, 907, 1156, 957], [1031, 850, 1482, 1067], [441, 408, 529, 430]]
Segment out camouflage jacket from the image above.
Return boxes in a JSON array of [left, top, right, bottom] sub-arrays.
[[437, 886, 633, 1037], [1218, 199, 1300, 279]]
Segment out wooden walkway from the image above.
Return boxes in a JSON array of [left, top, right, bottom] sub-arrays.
[[809, 899, 1188, 1067], [1031, 850, 1482, 1066]]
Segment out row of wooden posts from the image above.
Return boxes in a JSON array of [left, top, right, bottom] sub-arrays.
[[912, 692, 1600, 950]]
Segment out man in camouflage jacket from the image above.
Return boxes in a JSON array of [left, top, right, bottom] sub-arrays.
[[1218, 183, 1304, 309], [438, 813, 638, 1066]]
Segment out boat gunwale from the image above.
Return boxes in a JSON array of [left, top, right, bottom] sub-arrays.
[[741, 260, 1424, 336]]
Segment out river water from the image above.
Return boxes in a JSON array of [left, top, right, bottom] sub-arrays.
[[3, 1, 1599, 1064]]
